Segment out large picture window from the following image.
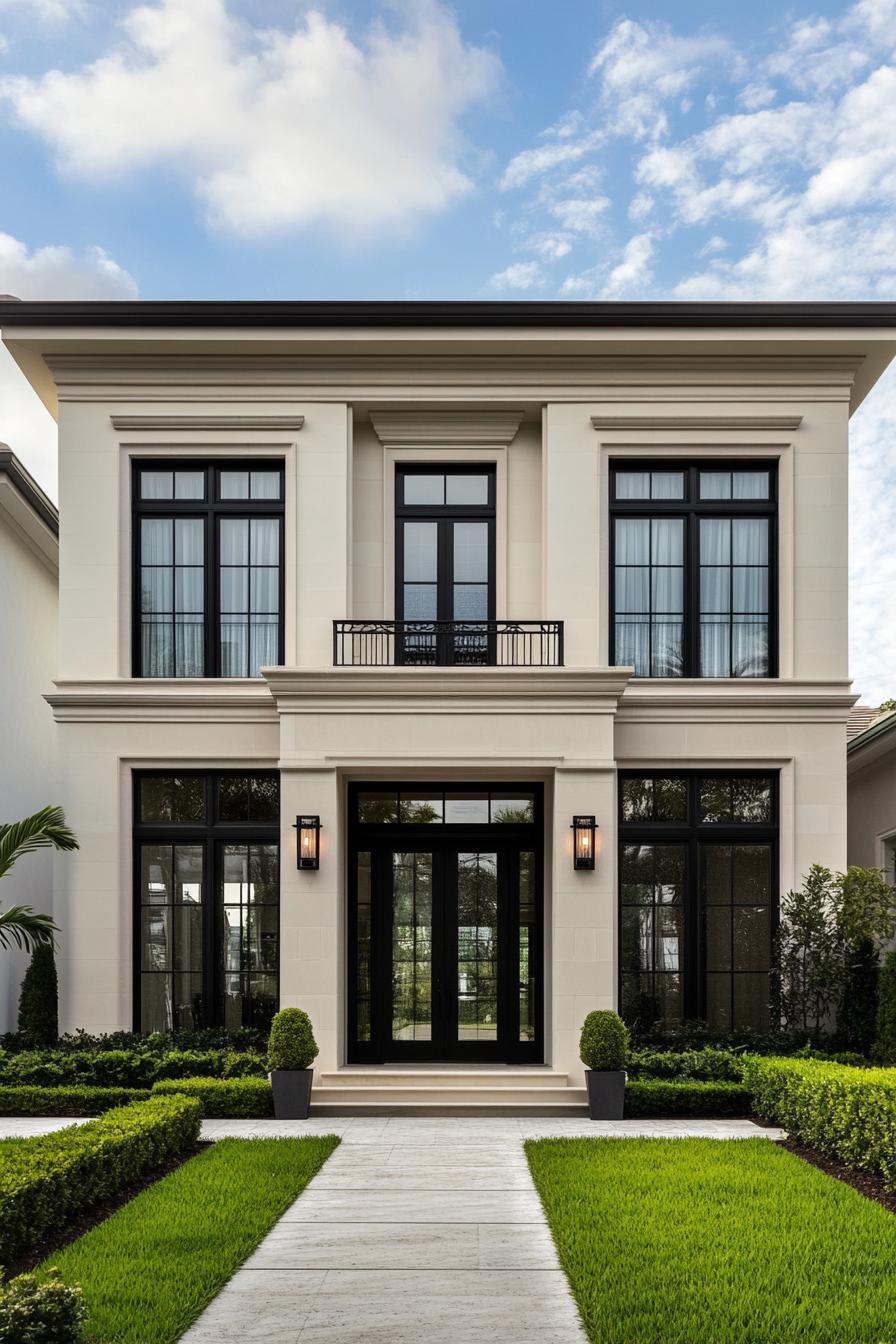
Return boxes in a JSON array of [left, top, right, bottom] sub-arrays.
[[611, 462, 776, 678], [134, 771, 280, 1032], [133, 462, 284, 678], [618, 771, 777, 1032]]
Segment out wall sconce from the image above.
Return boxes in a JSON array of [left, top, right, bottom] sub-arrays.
[[571, 815, 597, 870], [294, 816, 321, 870]]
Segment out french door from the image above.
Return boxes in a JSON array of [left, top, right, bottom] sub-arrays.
[[348, 785, 543, 1063], [394, 464, 495, 665]]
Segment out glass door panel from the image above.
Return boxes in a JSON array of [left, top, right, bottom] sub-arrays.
[[400, 522, 438, 664], [391, 852, 433, 1042], [519, 851, 536, 1042], [456, 852, 499, 1042]]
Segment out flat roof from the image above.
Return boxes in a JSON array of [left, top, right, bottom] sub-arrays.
[[2, 299, 896, 329]]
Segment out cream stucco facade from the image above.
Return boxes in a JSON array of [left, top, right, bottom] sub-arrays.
[[3, 300, 894, 1080]]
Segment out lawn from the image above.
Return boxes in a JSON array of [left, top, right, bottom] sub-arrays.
[[37, 1135, 338, 1344], [526, 1137, 896, 1344]]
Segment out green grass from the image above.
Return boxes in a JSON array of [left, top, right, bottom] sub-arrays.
[[37, 1136, 338, 1344], [526, 1137, 896, 1344]]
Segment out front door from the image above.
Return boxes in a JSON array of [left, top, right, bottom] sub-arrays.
[[348, 785, 543, 1063], [395, 465, 495, 665]]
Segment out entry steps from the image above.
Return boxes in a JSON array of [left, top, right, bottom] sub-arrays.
[[310, 1068, 588, 1116]]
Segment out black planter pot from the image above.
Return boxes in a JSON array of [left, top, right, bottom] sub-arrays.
[[585, 1069, 626, 1120], [269, 1069, 313, 1119]]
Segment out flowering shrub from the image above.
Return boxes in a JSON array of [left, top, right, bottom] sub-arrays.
[[0, 1269, 85, 1344]]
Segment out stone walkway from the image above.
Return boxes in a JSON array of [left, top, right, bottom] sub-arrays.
[[0, 1116, 784, 1343]]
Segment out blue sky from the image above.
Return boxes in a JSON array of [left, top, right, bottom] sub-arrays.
[[0, 0, 894, 697]]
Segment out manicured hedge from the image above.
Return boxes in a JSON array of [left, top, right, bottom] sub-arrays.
[[152, 1076, 273, 1118], [0, 1085, 150, 1116], [624, 1079, 752, 1117], [0, 1094, 201, 1266], [627, 1047, 745, 1082], [0, 1047, 267, 1089], [742, 1056, 896, 1186]]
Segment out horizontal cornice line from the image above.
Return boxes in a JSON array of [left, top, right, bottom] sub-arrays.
[[110, 414, 304, 431], [591, 414, 804, 431]]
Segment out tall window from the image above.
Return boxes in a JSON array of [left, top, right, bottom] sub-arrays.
[[134, 771, 279, 1032], [618, 771, 777, 1032], [133, 463, 284, 678], [611, 463, 776, 677]]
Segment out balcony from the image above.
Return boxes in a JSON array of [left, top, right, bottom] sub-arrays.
[[333, 620, 564, 668]]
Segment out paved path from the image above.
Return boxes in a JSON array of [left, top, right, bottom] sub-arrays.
[[0, 1115, 784, 1344]]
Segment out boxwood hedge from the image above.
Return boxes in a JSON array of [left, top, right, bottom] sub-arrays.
[[742, 1056, 896, 1187], [0, 1048, 266, 1090], [151, 1076, 273, 1118], [624, 1079, 752, 1117], [0, 1085, 150, 1116], [0, 1094, 201, 1266]]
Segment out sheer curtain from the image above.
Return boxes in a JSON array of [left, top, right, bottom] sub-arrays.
[[732, 519, 769, 675], [699, 519, 730, 677], [250, 520, 280, 676], [141, 519, 173, 677]]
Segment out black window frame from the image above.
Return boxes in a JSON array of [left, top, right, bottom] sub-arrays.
[[610, 460, 778, 678], [132, 460, 286, 679], [618, 769, 779, 1030], [133, 769, 281, 1032]]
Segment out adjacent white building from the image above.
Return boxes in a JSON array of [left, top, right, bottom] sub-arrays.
[[0, 447, 59, 1033], [2, 298, 894, 1102]]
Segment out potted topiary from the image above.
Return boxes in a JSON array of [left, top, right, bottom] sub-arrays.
[[267, 1008, 319, 1119], [580, 1009, 629, 1120]]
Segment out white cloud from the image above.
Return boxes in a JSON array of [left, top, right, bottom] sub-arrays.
[[738, 81, 776, 110], [0, 0, 86, 21], [548, 197, 610, 234], [602, 234, 655, 297], [0, 233, 137, 496], [488, 261, 543, 291], [500, 138, 596, 191], [0, 0, 500, 237]]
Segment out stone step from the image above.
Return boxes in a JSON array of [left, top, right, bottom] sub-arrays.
[[310, 1098, 590, 1117], [319, 1069, 572, 1089], [313, 1084, 588, 1105]]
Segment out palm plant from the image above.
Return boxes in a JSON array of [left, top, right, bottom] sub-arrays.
[[0, 805, 78, 951]]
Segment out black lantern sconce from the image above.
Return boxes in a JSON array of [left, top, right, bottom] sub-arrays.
[[294, 816, 321, 870], [571, 815, 597, 870]]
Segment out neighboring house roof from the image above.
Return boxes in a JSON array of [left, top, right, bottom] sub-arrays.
[[847, 704, 883, 740], [0, 446, 58, 572], [847, 706, 896, 771], [0, 299, 896, 328]]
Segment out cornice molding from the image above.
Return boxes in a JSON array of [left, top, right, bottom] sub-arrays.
[[263, 666, 633, 715], [369, 411, 523, 448], [110, 414, 304, 432], [45, 680, 277, 724], [591, 414, 803, 432], [46, 354, 863, 404], [616, 679, 858, 724]]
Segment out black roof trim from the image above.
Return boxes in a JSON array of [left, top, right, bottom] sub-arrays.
[[1, 300, 896, 330], [0, 447, 59, 536]]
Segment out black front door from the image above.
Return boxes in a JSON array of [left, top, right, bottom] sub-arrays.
[[395, 465, 496, 665], [348, 785, 543, 1063]]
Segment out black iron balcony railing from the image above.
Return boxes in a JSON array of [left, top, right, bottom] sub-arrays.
[[333, 620, 564, 668]]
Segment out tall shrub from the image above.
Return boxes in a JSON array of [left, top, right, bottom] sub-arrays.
[[17, 941, 58, 1047], [874, 951, 896, 1063], [839, 937, 880, 1053]]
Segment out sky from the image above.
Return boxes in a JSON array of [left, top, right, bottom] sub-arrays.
[[0, 0, 894, 700]]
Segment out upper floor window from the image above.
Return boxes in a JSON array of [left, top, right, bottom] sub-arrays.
[[611, 462, 776, 678], [133, 462, 284, 678]]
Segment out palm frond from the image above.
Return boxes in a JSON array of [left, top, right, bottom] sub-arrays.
[[0, 806, 79, 881], [0, 905, 58, 952]]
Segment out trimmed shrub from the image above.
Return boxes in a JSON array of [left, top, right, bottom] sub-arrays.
[[16, 944, 58, 1048], [267, 1009, 318, 1072], [874, 950, 896, 1063], [0, 1094, 201, 1266], [743, 1056, 896, 1187], [624, 1079, 752, 1117], [626, 1046, 744, 1081], [838, 937, 880, 1054], [0, 1027, 268, 1055], [0, 1085, 150, 1116], [0, 1047, 267, 1089], [579, 1011, 629, 1072], [0, 1268, 85, 1343], [152, 1076, 273, 1118]]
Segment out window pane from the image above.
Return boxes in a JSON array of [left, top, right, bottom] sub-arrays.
[[706, 972, 731, 1027], [615, 471, 650, 499], [733, 620, 769, 676], [358, 791, 399, 823], [453, 522, 488, 582], [733, 568, 767, 613], [218, 776, 250, 822], [174, 471, 205, 500], [250, 776, 279, 823], [700, 779, 732, 823], [175, 518, 203, 565], [651, 621, 683, 676], [651, 471, 684, 499], [654, 778, 688, 821], [142, 518, 172, 564], [444, 792, 490, 824], [652, 519, 682, 565], [700, 471, 731, 499], [700, 567, 728, 613], [733, 974, 770, 1029], [622, 906, 652, 970], [700, 518, 730, 564], [706, 907, 731, 972], [702, 844, 732, 903], [454, 585, 488, 620], [621, 779, 652, 823], [250, 471, 281, 500], [220, 471, 250, 499], [399, 794, 444, 823], [615, 621, 649, 676], [446, 474, 489, 505], [142, 567, 172, 614], [141, 845, 172, 906], [250, 519, 279, 566], [733, 471, 770, 500], [733, 845, 771, 903], [700, 617, 730, 677], [491, 794, 535, 823], [221, 568, 248, 613], [220, 518, 248, 564], [652, 567, 682, 613], [615, 518, 649, 564], [141, 975, 172, 1032], [251, 568, 279, 613], [732, 777, 773, 823], [403, 584, 438, 619], [403, 522, 438, 581], [733, 518, 768, 565], [404, 474, 444, 505], [141, 470, 174, 499], [615, 567, 649, 614], [175, 845, 203, 903], [733, 907, 770, 971]]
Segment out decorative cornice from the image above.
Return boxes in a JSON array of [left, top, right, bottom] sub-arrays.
[[263, 666, 633, 715], [591, 414, 804, 432], [45, 680, 278, 724], [369, 411, 523, 448], [110, 414, 304, 432], [616, 679, 858, 724]]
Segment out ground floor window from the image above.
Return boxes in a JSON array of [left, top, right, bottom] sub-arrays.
[[134, 770, 279, 1032], [618, 771, 777, 1032]]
